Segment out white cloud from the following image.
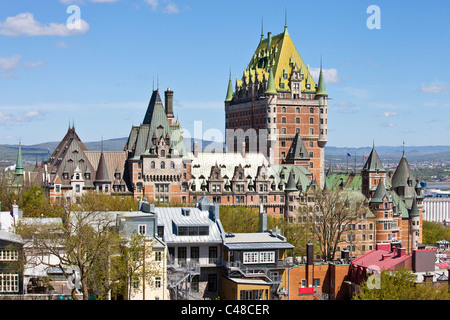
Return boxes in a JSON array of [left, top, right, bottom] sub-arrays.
[[144, 0, 159, 10], [310, 67, 340, 84], [163, 2, 179, 14], [381, 122, 396, 128], [0, 110, 45, 126], [0, 55, 21, 78], [0, 12, 89, 37], [380, 111, 398, 117], [420, 82, 449, 94], [56, 41, 70, 48], [24, 61, 46, 68]]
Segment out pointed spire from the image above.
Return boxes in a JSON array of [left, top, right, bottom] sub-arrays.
[[370, 181, 389, 203], [315, 57, 328, 99], [409, 196, 420, 217], [362, 145, 385, 172], [95, 150, 110, 183], [225, 70, 234, 102], [265, 68, 277, 95], [15, 140, 24, 175], [284, 7, 288, 34], [285, 169, 297, 191], [260, 17, 264, 42]]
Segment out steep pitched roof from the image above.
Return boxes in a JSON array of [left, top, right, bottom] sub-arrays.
[[370, 181, 391, 203], [362, 147, 385, 172], [94, 151, 110, 183], [46, 126, 96, 187], [126, 90, 189, 160], [284, 169, 297, 191], [245, 28, 316, 93], [315, 66, 327, 98], [286, 132, 310, 162]]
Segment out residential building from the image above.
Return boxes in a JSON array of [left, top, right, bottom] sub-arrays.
[[0, 230, 24, 296], [155, 196, 225, 300], [221, 206, 294, 300], [116, 201, 169, 300]]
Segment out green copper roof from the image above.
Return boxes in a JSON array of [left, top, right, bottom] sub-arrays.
[[15, 142, 24, 175], [285, 169, 297, 191], [265, 68, 277, 95], [370, 181, 390, 203], [409, 197, 420, 217], [362, 147, 385, 172], [225, 75, 233, 102], [315, 67, 327, 98]]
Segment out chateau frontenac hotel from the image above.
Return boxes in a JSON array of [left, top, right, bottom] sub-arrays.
[[29, 22, 424, 255]]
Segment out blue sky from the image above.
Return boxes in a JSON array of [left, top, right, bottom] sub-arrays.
[[0, 0, 449, 148]]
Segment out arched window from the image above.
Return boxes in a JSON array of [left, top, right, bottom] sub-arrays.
[[170, 161, 175, 169], [161, 161, 165, 169], [151, 161, 155, 169]]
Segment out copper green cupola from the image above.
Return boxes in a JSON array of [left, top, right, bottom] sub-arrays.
[[265, 68, 277, 95], [315, 64, 327, 99], [225, 73, 234, 102], [15, 141, 24, 175]]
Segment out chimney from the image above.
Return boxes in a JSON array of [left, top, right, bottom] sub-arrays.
[[259, 204, 267, 232], [164, 88, 174, 120], [395, 247, 406, 257], [307, 241, 314, 266], [11, 202, 22, 222], [193, 141, 198, 157]]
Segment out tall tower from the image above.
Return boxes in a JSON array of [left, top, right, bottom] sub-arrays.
[[224, 21, 328, 188]]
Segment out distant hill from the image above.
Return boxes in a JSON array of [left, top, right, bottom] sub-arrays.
[[1, 138, 449, 166]]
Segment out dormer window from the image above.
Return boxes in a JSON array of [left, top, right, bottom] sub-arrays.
[[63, 172, 69, 180]]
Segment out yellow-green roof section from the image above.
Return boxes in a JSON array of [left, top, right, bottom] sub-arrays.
[[245, 27, 316, 93]]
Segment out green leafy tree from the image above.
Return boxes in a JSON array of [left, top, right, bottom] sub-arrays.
[[354, 268, 449, 300], [422, 220, 450, 244], [220, 206, 260, 233]]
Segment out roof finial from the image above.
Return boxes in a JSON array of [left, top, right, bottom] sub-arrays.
[[261, 17, 264, 40], [157, 74, 159, 91], [284, 7, 288, 32], [402, 140, 405, 156]]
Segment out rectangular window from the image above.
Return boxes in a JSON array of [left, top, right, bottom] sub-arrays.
[[154, 277, 161, 289], [0, 250, 18, 261], [209, 246, 218, 264], [138, 224, 146, 235], [0, 274, 19, 293], [243, 251, 275, 264], [313, 278, 321, 287], [155, 251, 162, 262], [191, 247, 199, 262]]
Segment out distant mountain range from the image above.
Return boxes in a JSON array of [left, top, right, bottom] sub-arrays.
[[1, 137, 450, 166]]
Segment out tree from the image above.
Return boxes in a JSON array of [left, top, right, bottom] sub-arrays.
[[220, 206, 260, 233], [297, 189, 369, 261], [423, 220, 450, 244], [353, 268, 449, 300], [17, 205, 120, 300]]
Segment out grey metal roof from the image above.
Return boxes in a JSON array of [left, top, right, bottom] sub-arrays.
[[155, 207, 224, 244], [224, 232, 294, 250], [0, 230, 23, 244]]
